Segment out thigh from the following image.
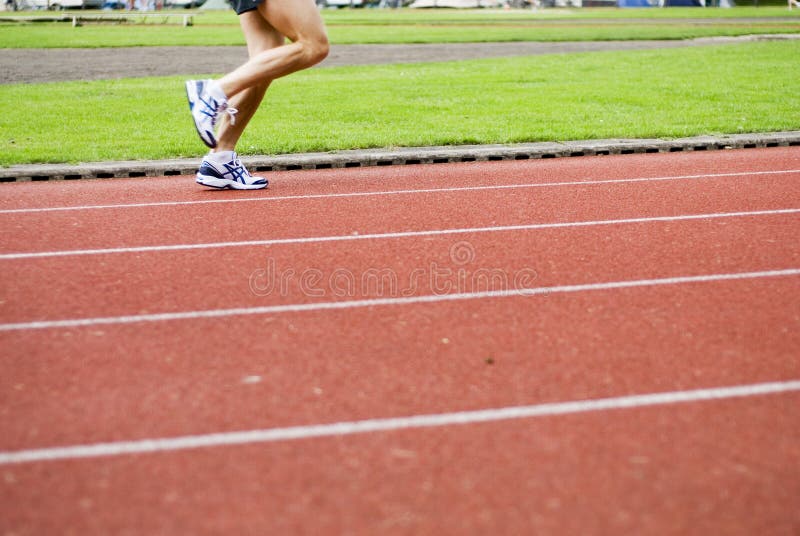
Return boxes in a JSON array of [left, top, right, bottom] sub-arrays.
[[239, 9, 285, 57], [256, 0, 327, 44]]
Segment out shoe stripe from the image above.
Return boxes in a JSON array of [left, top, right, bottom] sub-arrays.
[[222, 162, 248, 184], [197, 163, 224, 180], [199, 98, 217, 119]]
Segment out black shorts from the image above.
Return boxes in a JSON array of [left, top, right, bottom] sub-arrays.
[[229, 0, 263, 15]]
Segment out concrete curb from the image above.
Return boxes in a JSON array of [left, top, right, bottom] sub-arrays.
[[2, 131, 799, 183]]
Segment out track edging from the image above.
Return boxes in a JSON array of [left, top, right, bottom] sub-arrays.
[[2, 131, 799, 183]]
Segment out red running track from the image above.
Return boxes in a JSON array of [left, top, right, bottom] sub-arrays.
[[1, 148, 799, 534]]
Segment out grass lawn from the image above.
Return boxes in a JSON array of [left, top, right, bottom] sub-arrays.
[[0, 7, 798, 47], [0, 41, 797, 166]]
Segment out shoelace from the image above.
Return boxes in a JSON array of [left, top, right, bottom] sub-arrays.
[[225, 106, 238, 126], [232, 158, 250, 179], [207, 101, 238, 127]]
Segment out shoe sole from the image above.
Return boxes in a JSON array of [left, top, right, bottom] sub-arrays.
[[196, 174, 268, 190], [185, 80, 218, 149]]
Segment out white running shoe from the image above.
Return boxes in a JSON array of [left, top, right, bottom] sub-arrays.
[[195, 152, 268, 190], [185, 79, 237, 149]]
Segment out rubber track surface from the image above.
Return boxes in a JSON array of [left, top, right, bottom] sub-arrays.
[[0, 147, 798, 534]]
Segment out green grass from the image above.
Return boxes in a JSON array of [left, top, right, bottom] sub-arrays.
[[0, 7, 798, 47], [0, 41, 797, 166], [2, 21, 797, 47]]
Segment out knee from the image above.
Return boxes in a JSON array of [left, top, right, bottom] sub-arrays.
[[302, 35, 329, 67]]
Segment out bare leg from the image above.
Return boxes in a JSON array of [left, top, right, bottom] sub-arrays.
[[217, 0, 329, 99], [215, 12, 284, 153]]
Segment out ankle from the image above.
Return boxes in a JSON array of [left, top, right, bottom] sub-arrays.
[[207, 150, 235, 162], [212, 143, 236, 154], [207, 80, 229, 103]]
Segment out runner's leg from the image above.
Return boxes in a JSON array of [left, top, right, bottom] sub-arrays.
[[215, 11, 284, 152], [216, 0, 328, 99]]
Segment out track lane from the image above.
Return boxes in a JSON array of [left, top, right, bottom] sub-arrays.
[[2, 392, 797, 534], [2, 148, 798, 212], [2, 171, 799, 256], [1, 275, 797, 451], [1, 213, 798, 322]]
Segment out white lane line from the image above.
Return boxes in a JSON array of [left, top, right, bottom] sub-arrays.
[[2, 207, 799, 261], [1, 268, 797, 332], [1, 380, 797, 466], [1, 169, 798, 215]]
